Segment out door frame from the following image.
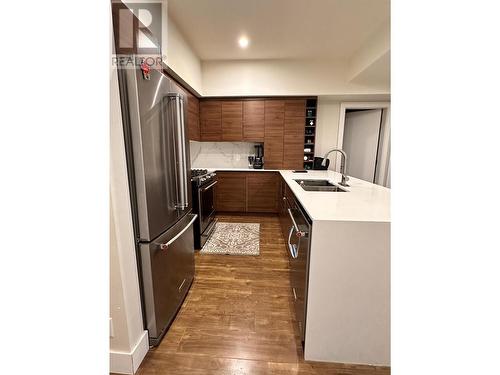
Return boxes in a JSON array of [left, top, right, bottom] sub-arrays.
[[336, 102, 391, 186]]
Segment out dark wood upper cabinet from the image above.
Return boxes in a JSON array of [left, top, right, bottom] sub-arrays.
[[243, 100, 265, 141], [190, 95, 312, 170], [283, 99, 306, 170], [186, 92, 200, 141], [200, 100, 222, 141], [285, 99, 306, 118], [264, 100, 285, 169], [221, 101, 243, 141]]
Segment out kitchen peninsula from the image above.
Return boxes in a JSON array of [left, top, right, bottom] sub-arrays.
[[198, 167, 390, 365]]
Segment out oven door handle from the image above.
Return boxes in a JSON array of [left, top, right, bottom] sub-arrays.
[[202, 180, 218, 192]]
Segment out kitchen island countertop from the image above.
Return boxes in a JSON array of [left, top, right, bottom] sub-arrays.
[[203, 168, 390, 222], [279, 170, 390, 223]]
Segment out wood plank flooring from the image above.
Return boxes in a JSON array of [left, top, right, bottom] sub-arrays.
[[135, 214, 390, 375]]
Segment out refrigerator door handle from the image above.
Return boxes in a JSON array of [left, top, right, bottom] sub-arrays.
[[178, 94, 189, 209], [160, 214, 197, 250], [167, 92, 188, 210]]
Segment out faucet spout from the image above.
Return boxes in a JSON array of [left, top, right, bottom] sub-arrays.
[[322, 148, 349, 187]]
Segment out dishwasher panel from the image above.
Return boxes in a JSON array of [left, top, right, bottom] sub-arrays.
[[287, 198, 312, 342]]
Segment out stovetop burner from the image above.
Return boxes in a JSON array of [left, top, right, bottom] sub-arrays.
[[191, 168, 208, 178], [190, 169, 216, 187]]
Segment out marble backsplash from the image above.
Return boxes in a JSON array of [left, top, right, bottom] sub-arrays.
[[190, 141, 262, 168]]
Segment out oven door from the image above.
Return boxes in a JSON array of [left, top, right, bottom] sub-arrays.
[[198, 180, 217, 234]]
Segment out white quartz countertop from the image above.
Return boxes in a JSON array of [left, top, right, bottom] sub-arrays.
[[200, 167, 390, 222], [279, 170, 390, 223], [206, 168, 279, 172]]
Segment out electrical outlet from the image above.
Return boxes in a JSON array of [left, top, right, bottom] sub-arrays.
[[109, 317, 114, 338]]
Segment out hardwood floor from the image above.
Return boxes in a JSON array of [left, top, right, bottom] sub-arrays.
[[135, 214, 390, 375]]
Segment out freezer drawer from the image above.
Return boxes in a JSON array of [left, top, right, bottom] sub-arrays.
[[139, 213, 196, 346]]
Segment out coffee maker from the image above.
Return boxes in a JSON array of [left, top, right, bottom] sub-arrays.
[[253, 144, 264, 169]]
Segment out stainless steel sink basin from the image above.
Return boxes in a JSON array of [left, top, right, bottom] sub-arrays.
[[294, 179, 348, 192]]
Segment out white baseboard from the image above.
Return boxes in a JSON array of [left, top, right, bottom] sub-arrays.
[[110, 330, 149, 374]]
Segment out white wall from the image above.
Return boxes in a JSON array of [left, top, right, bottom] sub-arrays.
[[167, 16, 202, 93], [315, 98, 341, 171], [315, 96, 391, 172], [110, 206, 132, 353], [201, 59, 390, 97], [348, 21, 390, 85]]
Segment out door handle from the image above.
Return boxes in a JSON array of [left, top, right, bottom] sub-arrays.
[[178, 95, 189, 208], [202, 180, 218, 191], [166, 93, 188, 210], [160, 214, 197, 250]]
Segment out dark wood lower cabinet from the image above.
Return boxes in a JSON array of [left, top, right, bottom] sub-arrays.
[[215, 172, 280, 213], [247, 173, 280, 212], [214, 173, 246, 212]]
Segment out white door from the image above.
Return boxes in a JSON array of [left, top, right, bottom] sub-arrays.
[[342, 109, 382, 183]]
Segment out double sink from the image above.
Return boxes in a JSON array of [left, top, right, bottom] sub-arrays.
[[294, 179, 348, 192]]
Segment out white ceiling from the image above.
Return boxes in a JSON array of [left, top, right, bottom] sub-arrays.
[[168, 0, 390, 61]]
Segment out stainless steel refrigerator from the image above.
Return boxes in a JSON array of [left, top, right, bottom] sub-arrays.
[[117, 64, 196, 346]]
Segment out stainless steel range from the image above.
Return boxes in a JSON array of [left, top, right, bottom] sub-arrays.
[[191, 169, 217, 249]]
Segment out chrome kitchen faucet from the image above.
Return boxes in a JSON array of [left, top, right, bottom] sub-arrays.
[[322, 149, 350, 187]]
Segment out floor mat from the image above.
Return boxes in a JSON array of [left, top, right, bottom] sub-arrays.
[[200, 222, 260, 256]]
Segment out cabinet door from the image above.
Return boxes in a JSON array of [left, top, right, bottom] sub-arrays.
[[200, 100, 222, 141], [264, 100, 285, 169], [215, 173, 246, 212], [283, 100, 306, 170], [186, 92, 200, 141], [246, 172, 279, 213], [243, 100, 265, 141], [221, 101, 243, 141]]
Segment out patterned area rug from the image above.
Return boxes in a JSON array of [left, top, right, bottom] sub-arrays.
[[200, 222, 260, 256]]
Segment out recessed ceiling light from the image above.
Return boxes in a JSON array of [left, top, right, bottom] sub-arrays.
[[238, 36, 249, 48]]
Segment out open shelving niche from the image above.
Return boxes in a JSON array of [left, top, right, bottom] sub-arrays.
[[303, 98, 317, 170]]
